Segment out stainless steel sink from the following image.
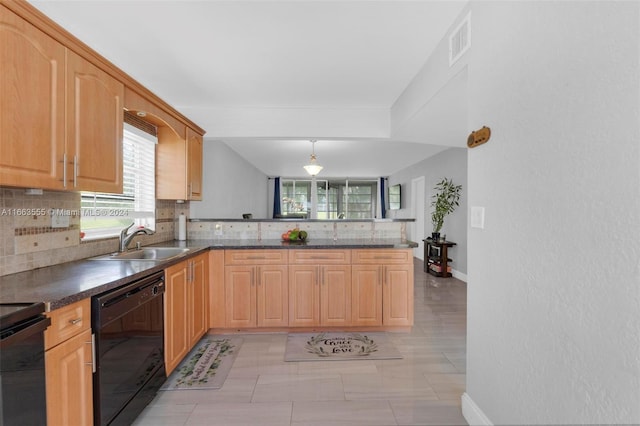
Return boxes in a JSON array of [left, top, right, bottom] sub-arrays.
[[89, 247, 191, 262]]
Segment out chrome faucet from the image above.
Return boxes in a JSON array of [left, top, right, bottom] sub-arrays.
[[119, 223, 155, 252]]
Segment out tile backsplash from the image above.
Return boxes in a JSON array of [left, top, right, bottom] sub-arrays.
[[187, 220, 408, 241], [0, 187, 185, 276]]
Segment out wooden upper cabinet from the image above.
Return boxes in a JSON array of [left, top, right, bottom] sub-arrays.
[[0, 7, 66, 190], [156, 125, 204, 201], [187, 128, 203, 200], [2, 4, 205, 193], [0, 8, 123, 192], [66, 50, 123, 193]]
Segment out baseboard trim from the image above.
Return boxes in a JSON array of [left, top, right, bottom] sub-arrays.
[[461, 392, 493, 425], [452, 269, 467, 282]]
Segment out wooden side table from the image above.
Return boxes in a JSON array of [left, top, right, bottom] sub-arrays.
[[423, 238, 456, 278]]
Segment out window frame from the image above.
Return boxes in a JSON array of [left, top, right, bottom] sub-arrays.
[[80, 123, 156, 240]]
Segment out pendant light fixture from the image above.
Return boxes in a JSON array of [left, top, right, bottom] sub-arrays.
[[303, 139, 323, 176]]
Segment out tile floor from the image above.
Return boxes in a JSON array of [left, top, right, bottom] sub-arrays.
[[133, 259, 468, 426]]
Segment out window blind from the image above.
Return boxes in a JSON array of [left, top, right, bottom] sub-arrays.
[[81, 124, 156, 239]]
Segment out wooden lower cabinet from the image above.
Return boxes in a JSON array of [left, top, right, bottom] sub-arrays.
[[45, 328, 94, 426], [214, 248, 413, 331], [352, 249, 414, 327], [189, 253, 208, 346], [164, 252, 209, 375], [382, 263, 414, 326], [351, 265, 383, 326], [225, 264, 288, 328], [44, 298, 93, 426], [289, 265, 351, 327]]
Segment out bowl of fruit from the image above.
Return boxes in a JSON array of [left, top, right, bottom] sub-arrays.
[[281, 228, 308, 243]]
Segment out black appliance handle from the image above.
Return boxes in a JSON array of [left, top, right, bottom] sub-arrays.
[[0, 315, 51, 349]]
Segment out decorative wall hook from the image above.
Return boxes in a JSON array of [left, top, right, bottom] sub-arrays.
[[467, 126, 491, 148]]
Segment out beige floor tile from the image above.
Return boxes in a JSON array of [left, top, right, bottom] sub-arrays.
[[342, 373, 439, 400], [184, 401, 293, 425], [374, 356, 459, 376], [390, 400, 467, 425], [252, 374, 346, 402], [424, 373, 466, 400], [132, 403, 195, 426], [291, 400, 398, 425]]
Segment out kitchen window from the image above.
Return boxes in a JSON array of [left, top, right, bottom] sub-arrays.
[[281, 179, 378, 219], [80, 124, 156, 239]]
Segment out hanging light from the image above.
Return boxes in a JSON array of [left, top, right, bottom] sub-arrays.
[[303, 139, 323, 176]]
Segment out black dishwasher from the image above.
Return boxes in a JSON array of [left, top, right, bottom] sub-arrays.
[[0, 302, 51, 426], [92, 271, 166, 425]]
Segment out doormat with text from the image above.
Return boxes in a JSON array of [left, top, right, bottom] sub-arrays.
[[284, 332, 402, 361], [161, 336, 242, 390]]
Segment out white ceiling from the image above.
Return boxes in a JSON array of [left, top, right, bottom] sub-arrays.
[[30, 0, 467, 177]]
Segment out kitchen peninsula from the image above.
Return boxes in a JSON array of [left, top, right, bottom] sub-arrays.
[[0, 236, 417, 327]]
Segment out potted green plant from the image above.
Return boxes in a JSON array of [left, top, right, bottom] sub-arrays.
[[430, 177, 462, 241]]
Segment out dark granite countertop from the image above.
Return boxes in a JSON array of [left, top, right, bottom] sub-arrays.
[[0, 239, 416, 311], [203, 238, 417, 249], [190, 218, 415, 222]]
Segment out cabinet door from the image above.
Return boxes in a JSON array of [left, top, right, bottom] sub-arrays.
[[45, 328, 93, 426], [382, 264, 414, 326], [164, 261, 190, 375], [189, 253, 209, 346], [256, 265, 288, 327], [225, 266, 256, 328], [320, 265, 351, 327], [288, 265, 319, 327], [209, 250, 226, 328], [351, 265, 383, 326], [66, 50, 123, 193], [0, 9, 66, 190], [186, 128, 203, 200], [156, 126, 203, 201]]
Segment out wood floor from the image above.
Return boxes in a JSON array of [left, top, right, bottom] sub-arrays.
[[133, 259, 468, 425]]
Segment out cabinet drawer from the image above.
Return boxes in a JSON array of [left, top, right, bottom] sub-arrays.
[[45, 298, 91, 350], [225, 249, 287, 265], [352, 249, 412, 264], [289, 249, 351, 264]]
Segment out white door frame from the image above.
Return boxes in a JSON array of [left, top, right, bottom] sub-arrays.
[[411, 176, 425, 260]]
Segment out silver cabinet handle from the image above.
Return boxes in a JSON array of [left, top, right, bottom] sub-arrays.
[[86, 333, 96, 373], [69, 318, 82, 325], [73, 155, 78, 187], [62, 153, 67, 188]]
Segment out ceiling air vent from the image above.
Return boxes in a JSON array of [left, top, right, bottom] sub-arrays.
[[449, 12, 471, 67]]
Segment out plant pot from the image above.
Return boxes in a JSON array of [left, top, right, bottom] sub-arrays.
[[431, 232, 440, 241]]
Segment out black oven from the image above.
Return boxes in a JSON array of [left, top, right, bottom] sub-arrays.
[[0, 302, 50, 426], [92, 271, 166, 425]]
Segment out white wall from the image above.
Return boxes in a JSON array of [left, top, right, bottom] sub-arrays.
[[464, 1, 639, 424], [395, 1, 640, 424], [189, 140, 269, 218], [389, 148, 467, 275]]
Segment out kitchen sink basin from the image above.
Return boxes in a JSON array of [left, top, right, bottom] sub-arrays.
[[89, 247, 191, 262]]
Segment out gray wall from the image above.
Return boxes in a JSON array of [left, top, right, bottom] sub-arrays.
[[190, 140, 269, 219], [389, 148, 467, 275]]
